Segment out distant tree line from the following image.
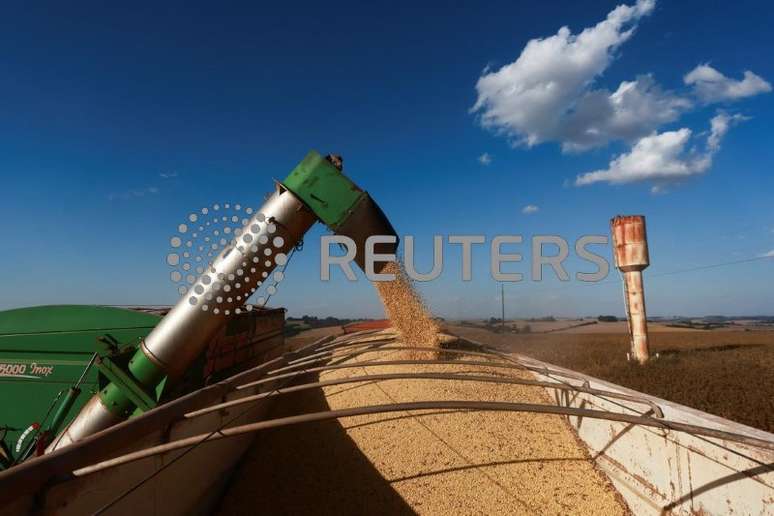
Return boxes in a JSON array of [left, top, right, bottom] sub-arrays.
[[293, 315, 369, 328]]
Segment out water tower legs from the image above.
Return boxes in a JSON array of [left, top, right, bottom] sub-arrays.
[[622, 270, 650, 364]]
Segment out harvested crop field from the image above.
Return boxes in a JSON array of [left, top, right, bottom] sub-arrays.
[[450, 325, 774, 433], [218, 331, 627, 515]]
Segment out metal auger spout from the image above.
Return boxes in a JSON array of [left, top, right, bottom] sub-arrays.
[[48, 151, 398, 451], [282, 152, 398, 273]]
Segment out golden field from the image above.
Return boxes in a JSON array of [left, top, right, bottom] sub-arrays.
[[450, 325, 774, 433]]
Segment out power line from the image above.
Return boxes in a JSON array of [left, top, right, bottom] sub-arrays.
[[649, 255, 773, 278], [528, 254, 774, 294]]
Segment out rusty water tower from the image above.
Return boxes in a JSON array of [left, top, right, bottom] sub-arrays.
[[610, 215, 651, 364]]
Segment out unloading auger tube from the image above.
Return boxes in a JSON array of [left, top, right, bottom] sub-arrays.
[[48, 150, 398, 451]]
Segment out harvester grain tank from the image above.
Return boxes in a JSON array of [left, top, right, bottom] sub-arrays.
[[610, 215, 651, 364], [49, 151, 397, 450]]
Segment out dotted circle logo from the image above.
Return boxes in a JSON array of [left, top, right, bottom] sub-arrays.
[[166, 203, 289, 313]]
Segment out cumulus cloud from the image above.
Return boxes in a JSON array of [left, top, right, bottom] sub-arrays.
[[522, 204, 539, 214], [563, 75, 691, 151], [472, 0, 770, 190], [575, 129, 705, 186], [470, 0, 690, 151], [478, 152, 493, 165], [575, 113, 745, 187], [684, 64, 772, 103]]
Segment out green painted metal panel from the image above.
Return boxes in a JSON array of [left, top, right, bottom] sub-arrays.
[[0, 305, 160, 456], [0, 305, 161, 352], [282, 150, 366, 229]]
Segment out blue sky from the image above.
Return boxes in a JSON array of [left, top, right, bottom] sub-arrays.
[[1, 1, 772, 318]]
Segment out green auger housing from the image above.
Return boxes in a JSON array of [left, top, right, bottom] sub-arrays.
[[282, 150, 398, 272]]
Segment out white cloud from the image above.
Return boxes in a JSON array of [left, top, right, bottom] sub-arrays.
[[575, 112, 745, 187], [562, 75, 691, 151], [575, 129, 706, 186], [472, 0, 768, 190], [708, 112, 747, 151], [478, 152, 493, 165], [684, 64, 772, 103], [522, 204, 539, 214], [760, 250, 774, 258], [160, 171, 178, 179], [471, 0, 688, 151]]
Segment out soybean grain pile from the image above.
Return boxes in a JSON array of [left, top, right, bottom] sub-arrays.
[[373, 261, 440, 353], [219, 332, 627, 515]]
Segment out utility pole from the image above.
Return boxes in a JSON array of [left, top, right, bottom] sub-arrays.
[[500, 283, 505, 332]]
